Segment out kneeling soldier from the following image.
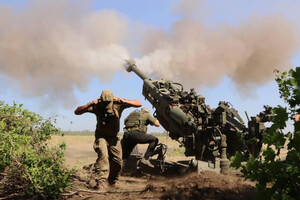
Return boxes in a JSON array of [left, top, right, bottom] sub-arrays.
[[122, 108, 160, 167]]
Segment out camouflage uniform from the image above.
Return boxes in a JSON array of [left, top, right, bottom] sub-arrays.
[[122, 109, 158, 160], [87, 90, 130, 185]]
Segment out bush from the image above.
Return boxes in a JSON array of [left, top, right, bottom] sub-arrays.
[[0, 102, 72, 199], [231, 68, 300, 200]]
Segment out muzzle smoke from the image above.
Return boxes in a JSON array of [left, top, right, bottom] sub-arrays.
[[0, 0, 299, 108], [135, 0, 300, 94], [0, 0, 129, 108]]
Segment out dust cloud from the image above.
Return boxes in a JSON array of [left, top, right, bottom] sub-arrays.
[[0, 0, 129, 108], [136, 0, 300, 94], [0, 0, 299, 108]]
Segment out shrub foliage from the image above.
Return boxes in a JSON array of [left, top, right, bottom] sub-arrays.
[[0, 102, 72, 199], [231, 67, 300, 200]]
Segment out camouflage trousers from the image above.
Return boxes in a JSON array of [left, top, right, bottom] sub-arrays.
[[91, 135, 122, 184]]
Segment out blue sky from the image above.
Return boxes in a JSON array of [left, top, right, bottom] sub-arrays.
[[0, 0, 299, 133]]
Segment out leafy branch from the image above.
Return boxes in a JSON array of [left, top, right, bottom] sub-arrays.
[[0, 101, 72, 199], [231, 67, 300, 200]]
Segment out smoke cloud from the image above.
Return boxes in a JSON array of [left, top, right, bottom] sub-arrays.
[[0, 0, 299, 108], [0, 0, 129, 108], [136, 1, 300, 94]]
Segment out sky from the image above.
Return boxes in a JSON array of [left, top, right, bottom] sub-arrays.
[[0, 0, 300, 133]]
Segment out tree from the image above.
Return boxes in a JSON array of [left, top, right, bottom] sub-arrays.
[[0, 102, 72, 199], [231, 67, 300, 200]]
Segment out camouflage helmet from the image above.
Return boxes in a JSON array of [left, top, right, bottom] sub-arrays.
[[100, 90, 114, 102], [141, 107, 150, 114]]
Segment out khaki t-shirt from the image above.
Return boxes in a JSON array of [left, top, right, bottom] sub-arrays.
[[87, 101, 130, 138]]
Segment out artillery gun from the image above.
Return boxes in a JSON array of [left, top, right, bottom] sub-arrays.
[[124, 60, 272, 173]]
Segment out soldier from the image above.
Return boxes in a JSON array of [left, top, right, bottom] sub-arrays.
[[122, 108, 160, 167], [74, 90, 142, 189]]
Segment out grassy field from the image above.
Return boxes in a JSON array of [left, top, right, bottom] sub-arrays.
[[51, 134, 188, 169], [51, 133, 289, 170]]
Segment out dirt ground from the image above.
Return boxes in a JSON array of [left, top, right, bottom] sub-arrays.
[[61, 170, 256, 200], [0, 136, 258, 200], [58, 136, 257, 200]]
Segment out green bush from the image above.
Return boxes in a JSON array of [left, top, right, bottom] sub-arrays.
[[0, 102, 72, 199], [231, 68, 300, 200]]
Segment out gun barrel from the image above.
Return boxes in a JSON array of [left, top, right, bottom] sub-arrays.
[[125, 60, 149, 80], [169, 107, 190, 126]]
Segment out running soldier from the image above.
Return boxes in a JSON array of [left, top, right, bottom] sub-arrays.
[[74, 90, 141, 189]]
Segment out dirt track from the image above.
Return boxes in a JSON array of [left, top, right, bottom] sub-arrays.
[[62, 170, 256, 200], [0, 136, 257, 199], [60, 136, 256, 200]]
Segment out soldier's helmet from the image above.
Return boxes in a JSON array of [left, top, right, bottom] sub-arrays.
[[100, 90, 114, 102], [141, 108, 150, 114]]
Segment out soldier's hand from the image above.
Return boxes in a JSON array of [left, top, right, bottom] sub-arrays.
[[114, 97, 127, 103], [119, 98, 128, 103], [88, 100, 98, 106]]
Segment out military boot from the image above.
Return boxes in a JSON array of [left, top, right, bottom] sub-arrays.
[[140, 157, 154, 168]]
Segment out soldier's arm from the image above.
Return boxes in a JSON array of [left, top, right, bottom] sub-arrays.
[[74, 99, 98, 115], [154, 119, 160, 127], [114, 97, 142, 108], [147, 114, 160, 127]]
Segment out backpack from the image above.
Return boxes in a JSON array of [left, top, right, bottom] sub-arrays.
[[124, 109, 141, 128]]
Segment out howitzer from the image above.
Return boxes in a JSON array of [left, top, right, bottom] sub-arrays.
[[125, 60, 272, 162]]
